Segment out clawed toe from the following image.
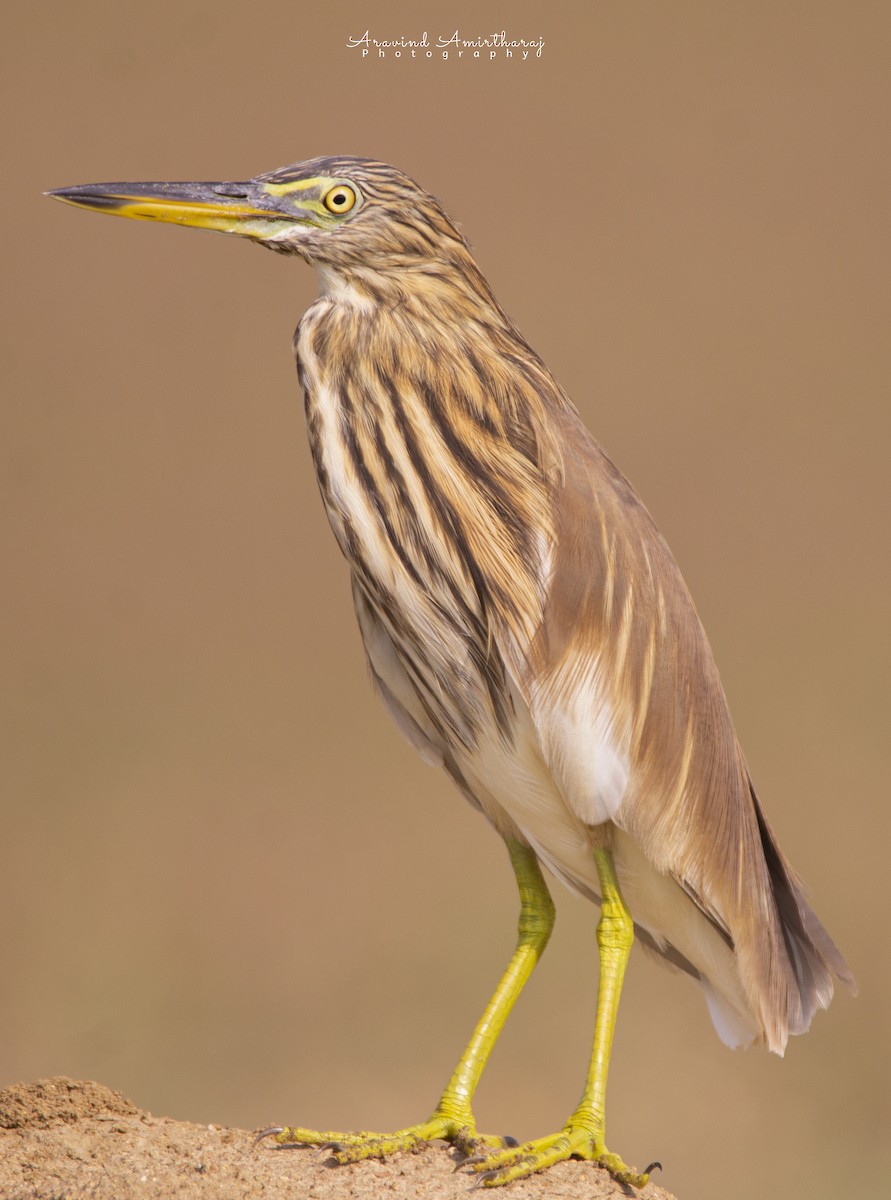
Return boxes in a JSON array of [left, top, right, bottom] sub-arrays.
[[254, 1115, 653, 1189], [461, 1126, 654, 1189], [255, 1114, 483, 1166], [251, 1126, 284, 1148]]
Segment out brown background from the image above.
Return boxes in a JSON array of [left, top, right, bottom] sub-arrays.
[[2, 4, 888, 1199]]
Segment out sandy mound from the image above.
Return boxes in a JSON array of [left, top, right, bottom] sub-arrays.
[[0, 1077, 677, 1199]]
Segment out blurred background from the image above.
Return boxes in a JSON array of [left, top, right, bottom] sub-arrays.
[[2, 3, 888, 1199]]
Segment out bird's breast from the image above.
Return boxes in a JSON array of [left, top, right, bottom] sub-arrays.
[[296, 311, 519, 753]]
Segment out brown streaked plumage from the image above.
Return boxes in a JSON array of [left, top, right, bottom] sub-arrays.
[[48, 156, 854, 1188]]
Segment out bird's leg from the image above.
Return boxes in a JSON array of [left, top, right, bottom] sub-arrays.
[[466, 846, 654, 1189], [260, 839, 554, 1163]]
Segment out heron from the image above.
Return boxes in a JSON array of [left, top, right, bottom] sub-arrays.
[[48, 157, 854, 1188]]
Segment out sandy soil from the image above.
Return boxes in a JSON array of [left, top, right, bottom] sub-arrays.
[[0, 1078, 678, 1200]]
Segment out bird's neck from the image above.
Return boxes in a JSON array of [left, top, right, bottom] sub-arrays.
[[314, 255, 511, 332], [315, 265, 378, 312], [304, 259, 573, 447]]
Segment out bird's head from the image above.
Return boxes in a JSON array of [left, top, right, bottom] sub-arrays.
[[48, 156, 471, 275]]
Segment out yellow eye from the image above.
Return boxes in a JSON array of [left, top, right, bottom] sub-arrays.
[[323, 184, 357, 214]]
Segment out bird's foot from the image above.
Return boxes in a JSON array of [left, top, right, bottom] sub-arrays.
[[463, 1121, 657, 1189], [256, 1109, 511, 1165]]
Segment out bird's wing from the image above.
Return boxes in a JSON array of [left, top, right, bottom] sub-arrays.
[[492, 404, 848, 1050], [498, 403, 746, 858]]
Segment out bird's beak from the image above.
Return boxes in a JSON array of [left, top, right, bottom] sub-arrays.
[[46, 179, 311, 242]]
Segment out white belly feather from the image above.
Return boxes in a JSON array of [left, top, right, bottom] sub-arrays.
[[356, 586, 757, 1050]]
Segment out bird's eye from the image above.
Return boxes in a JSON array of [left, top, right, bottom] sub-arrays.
[[323, 184, 357, 214]]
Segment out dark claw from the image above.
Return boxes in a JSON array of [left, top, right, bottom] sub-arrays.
[[252, 1126, 284, 1148], [644, 1160, 663, 1175], [502, 1134, 519, 1148], [460, 1155, 489, 1170], [469, 1168, 500, 1190], [318, 1140, 347, 1155]]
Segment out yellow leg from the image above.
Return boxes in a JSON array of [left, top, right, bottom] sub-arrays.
[[466, 847, 655, 1188], [260, 839, 554, 1162]]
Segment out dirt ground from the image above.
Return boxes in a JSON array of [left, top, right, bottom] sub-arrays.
[[0, 1078, 678, 1200]]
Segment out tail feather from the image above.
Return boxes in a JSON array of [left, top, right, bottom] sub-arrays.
[[751, 782, 856, 1049]]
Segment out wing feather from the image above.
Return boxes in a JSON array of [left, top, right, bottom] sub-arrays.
[[492, 402, 853, 1051]]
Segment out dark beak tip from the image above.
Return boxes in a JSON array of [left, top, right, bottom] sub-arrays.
[[46, 186, 88, 204]]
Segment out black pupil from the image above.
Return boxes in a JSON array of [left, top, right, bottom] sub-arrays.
[[333, 192, 346, 206]]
